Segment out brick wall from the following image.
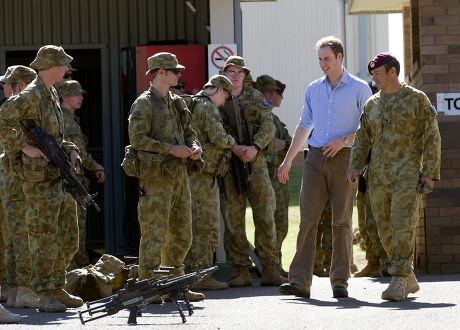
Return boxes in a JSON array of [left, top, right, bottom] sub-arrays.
[[424, 117, 460, 273]]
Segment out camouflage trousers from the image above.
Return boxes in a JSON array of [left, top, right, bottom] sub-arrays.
[[221, 154, 279, 269], [137, 161, 192, 280], [0, 171, 32, 288], [357, 189, 388, 265], [184, 173, 220, 271], [22, 179, 70, 293], [0, 210, 7, 289], [314, 200, 332, 271], [60, 192, 79, 269], [367, 180, 421, 276], [268, 163, 289, 265]]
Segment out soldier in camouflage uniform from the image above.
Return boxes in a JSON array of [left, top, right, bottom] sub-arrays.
[[348, 53, 441, 301], [0, 66, 42, 309], [0, 45, 84, 312], [220, 56, 287, 287], [183, 75, 238, 291], [127, 52, 203, 302], [255, 75, 292, 277], [58, 80, 105, 268]]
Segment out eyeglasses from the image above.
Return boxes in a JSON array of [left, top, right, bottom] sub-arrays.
[[166, 68, 182, 75], [224, 70, 245, 78]]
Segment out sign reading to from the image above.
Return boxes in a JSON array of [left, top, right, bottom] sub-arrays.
[[437, 93, 460, 116]]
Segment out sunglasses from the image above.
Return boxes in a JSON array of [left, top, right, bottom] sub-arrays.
[[224, 70, 245, 78]]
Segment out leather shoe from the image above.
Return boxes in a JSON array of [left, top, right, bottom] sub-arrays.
[[332, 286, 348, 298], [279, 283, 310, 298]]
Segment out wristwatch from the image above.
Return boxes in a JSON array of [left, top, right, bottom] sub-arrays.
[[342, 136, 349, 144]]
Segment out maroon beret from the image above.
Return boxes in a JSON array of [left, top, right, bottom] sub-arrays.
[[275, 80, 286, 95], [368, 52, 397, 74]]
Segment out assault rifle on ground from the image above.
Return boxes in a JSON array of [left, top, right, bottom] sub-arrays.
[[28, 124, 100, 211], [78, 266, 217, 325]]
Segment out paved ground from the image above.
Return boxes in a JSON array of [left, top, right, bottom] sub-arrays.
[[2, 273, 460, 329]]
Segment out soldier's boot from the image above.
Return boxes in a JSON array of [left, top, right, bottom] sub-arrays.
[[14, 286, 39, 308], [261, 266, 288, 286], [38, 291, 67, 313], [0, 304, 22, 324], [406, 270, 420, 297], [354, 261, 379, 277], [381, 276, 407, 301], [184, 290, 205, 302], [313, 266, 328, 277], [278, 265, 288, 278], [228, 267, 252, 287], [192, 277, 229, 291], [5, 287, 17, 308], [0, 286, 7, 302], [54, 288, 83, 308]]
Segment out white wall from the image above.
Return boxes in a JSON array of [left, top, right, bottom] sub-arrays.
[[241, 0, 389, 135], [241, 0, 346, 135], [209, 0, 235, 44]]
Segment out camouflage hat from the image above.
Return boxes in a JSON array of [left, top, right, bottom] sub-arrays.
[[204, 75, 233, 94], [145, 52, 185, 75], [0, 65, 36, 84], [57, 80, 86, 97], [255, 75, 279, 92], [29, 45, 73, 71], [223, 55, 250, 75]]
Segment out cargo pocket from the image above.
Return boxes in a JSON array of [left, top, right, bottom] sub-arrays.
[[21, 154, 48, 182]]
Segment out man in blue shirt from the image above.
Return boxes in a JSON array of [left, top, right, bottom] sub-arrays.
[[278, 36, 372, 299]]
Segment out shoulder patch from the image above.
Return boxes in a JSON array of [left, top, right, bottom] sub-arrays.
[[430, 105, 437, 114], [262, 101, 270, 107]]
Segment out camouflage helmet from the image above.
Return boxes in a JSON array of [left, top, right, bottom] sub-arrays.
[[204, 75, 233, 94], [223, 55, 250, 75], [145, 52, 185, 75], [57, 80, 86, 97], [255, 75, 279, 92], [29, 45, 73, 71], [0, 65, 36, 84]]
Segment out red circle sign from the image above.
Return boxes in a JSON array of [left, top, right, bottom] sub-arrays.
[[211, 45, 234, 69]]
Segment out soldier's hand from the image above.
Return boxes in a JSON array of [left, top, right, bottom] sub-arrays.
[[240, 146, 258, 163], [189, 145, 202, 160], [420, 176, 434, 190], [322, 138, 345, 158], [169, 145, 192, 158], [347, 169, 360, 185], [275, 139, 287, 152], [70, 150, 82, 174], [278, 160, 292, 184], [231, 144, 246, 158], [21, 144, 48, 160]]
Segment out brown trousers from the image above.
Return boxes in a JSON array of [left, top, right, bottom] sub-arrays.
[[288, 147, 354, 289]]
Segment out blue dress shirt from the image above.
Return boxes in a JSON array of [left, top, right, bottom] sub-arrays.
[[299, 69, 372, 148]]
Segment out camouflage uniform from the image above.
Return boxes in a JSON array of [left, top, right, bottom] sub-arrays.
[[184, 90, 235, 271], [220, 87, 279, 270], [60, 99, 97, 266], [349, 83, 441, 277], [128, 87, 199, 280], [0, 74, 79, 295]]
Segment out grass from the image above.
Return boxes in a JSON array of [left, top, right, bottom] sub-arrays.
[[244, 164, 365, 270]]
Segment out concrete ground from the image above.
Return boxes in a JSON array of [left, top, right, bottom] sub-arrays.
[[2, 273, 460, 329]]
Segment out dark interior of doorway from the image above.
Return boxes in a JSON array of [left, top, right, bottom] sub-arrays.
[[5, 49, 105, 257]]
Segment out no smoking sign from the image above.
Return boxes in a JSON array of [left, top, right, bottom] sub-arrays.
[[207, 43, 237, 78]]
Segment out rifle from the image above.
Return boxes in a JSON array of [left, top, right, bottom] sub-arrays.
[[28, 124, 100, 211], [78, 266, 217, 325], [222, 97, 250, 193]]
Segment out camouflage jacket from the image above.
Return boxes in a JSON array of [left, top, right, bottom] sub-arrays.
[[128, 87, 199, 156], [220, 87, 275, 151], [272, 113, 292, 166], [0, 77, 77, 156], [191, 93, 235, 151], [62, 107, 98, 172], [349, 83, 441, 184]]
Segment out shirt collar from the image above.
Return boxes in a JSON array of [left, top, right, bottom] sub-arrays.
[[320, 68, 351, 86]]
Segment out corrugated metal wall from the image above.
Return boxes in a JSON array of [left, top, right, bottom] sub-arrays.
[[0, 0, 210, 254]]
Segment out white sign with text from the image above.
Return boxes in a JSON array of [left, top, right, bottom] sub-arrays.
[[437, 93, 460, 115]]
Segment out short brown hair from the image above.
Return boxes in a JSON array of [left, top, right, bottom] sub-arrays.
[[316, 36, 344, 58]]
